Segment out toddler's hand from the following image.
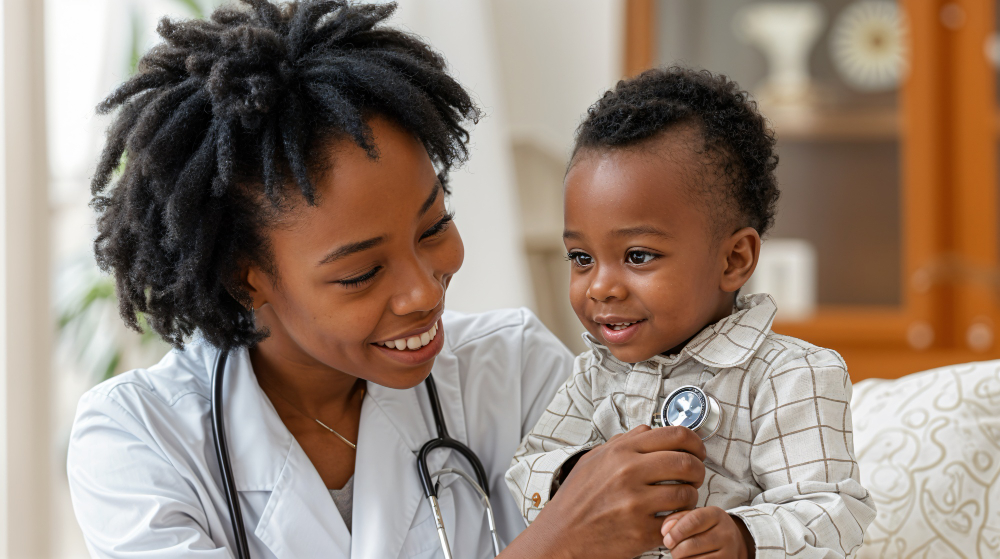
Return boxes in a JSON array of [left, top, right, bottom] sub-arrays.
[[660, 506, 754, 559]]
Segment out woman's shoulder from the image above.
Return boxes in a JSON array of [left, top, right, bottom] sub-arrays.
[[73, 341, 218, 431], [441, 307, 535, 349], [439, 307, 574, 395], [442, 307, 570, 360]]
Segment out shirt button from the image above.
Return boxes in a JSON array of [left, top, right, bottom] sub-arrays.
[[531, 493, 541, 507]]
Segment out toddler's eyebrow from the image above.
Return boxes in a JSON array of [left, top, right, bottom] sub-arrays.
[[563, 226, 673, 241], [610, 226, 673, 240]]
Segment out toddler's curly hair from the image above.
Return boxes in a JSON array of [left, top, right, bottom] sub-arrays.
[[92, 0, 478, 349], [573, 66, 779, 238]]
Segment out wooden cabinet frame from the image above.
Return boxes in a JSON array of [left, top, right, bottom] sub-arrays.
[[625, 0, 1000, 381]]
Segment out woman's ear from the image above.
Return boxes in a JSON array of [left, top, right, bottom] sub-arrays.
[[720, 227, 761, 293], [243, 266, 270, 310]]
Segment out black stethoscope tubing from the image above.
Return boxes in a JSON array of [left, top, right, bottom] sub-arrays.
[[210, 349, 492, 559], [211, 350, 252, 559], [417, 373, 490, 501]]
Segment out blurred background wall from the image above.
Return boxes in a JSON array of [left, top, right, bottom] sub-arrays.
[[3, 0, 1000, 556]]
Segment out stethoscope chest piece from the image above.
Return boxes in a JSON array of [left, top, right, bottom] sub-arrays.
[[652, 385, 722, 441]]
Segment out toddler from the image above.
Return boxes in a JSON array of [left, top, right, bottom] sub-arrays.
[[505, 68, 876, 558]]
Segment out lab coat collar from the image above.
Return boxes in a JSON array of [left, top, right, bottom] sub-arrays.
[[214, 343, 465, 559], [352, 345, 464, 559], [218, 347, 350, 558]]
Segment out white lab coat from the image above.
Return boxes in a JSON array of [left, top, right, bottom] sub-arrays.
[[67, 308, 573, 559]]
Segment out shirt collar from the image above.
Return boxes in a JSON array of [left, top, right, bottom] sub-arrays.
[[582, 293, 778, 370]]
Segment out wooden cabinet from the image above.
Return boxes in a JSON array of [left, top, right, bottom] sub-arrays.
[[627, 0, 1000, 381]]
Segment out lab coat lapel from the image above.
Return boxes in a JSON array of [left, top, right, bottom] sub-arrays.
[[218, 348, 350, 558], [352, 358, 465, 559], [253, 440, 351, 558], [426, 349, 464, 548]]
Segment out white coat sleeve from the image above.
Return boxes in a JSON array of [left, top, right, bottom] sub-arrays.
[[727, 349, 877, 559], [505, 350, 603, 523], [67, 389, 232, 559]]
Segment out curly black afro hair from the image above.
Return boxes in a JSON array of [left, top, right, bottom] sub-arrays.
[[572, 66, 779, 238], [91, 0, 479, 350]]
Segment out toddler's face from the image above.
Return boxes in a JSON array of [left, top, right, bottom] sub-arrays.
[[563, 136, 745, 363]]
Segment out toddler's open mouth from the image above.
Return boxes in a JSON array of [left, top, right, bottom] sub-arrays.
[[598, 319, 646, 344]]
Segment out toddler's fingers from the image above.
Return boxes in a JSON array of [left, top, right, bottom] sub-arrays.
[[662, 507, 719, 549], [660, 510, 692, 537]]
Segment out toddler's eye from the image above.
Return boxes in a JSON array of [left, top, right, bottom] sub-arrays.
[[626, 250, 657, 265], [566, 251, 594, 268]]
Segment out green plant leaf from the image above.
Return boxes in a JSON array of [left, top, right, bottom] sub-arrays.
[[128, 7, 143, 76], [102, 352, 122, 383], [174, 0, 205, 19], [58, 278, 116, 328]]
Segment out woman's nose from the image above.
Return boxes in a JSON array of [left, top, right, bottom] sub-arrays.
[[391, 257, 445, 315], [586, 266, 627, 302]]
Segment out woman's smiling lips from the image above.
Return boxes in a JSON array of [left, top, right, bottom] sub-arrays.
[[596, 317, 646, 345], [372, 317, 445, 366]]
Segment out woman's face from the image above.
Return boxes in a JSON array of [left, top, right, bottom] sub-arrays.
[[246, 117, 464, 389]]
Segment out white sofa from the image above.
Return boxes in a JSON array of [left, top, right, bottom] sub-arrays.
[[852, 361, 1000, 558]]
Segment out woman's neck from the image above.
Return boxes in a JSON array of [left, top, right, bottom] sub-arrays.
[[249, 336, 364, 419], [249, 332, 365, 490]]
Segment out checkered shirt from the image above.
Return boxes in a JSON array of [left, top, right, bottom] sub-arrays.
[[505, 294, 876, 558]]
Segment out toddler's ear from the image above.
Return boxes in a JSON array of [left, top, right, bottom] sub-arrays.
[[719, 227, 760, 293]]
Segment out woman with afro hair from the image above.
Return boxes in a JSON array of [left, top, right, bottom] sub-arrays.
[[66, 1, 707, 557]]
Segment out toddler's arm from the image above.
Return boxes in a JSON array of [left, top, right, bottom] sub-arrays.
[[726, 348, 877, 558], [504, 351, 604, 523]]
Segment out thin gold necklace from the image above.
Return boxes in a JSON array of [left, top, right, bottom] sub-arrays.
[[259, 379, 362, 450]]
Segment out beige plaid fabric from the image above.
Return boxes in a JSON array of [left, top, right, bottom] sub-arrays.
[[505, 294, 876, 558]]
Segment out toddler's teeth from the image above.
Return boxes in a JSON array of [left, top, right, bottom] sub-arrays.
[[420, 332, 431, 346], [394, 338, 407, 350], [406, 336, 421, 350]]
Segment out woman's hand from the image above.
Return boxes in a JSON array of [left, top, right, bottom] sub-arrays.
[[502, 425, 707, 559], [661, 507, 755, 559]]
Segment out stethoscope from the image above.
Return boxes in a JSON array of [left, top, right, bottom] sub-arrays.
[[210, 350, 500, 559]]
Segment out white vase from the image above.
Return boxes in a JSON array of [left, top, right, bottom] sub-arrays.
[[734, 2, 826, 105]]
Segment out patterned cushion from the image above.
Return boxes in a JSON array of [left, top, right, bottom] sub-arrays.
[[852, 361, 1000, 558]]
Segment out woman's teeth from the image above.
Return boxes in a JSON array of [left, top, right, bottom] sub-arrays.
[[608, 322, 637, 331], [377, 323, 439, 351]]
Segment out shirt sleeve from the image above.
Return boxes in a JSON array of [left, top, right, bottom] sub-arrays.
[[67, 389, 232, 559], [505, 350, 604, 523], [728, 349, 877, 559]]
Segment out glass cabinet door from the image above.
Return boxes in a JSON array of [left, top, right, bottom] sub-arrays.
[[627, 0, 1000, 379], [657, 0, 904, 309]]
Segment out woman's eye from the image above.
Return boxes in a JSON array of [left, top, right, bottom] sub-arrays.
[[336, 266, 382, 288], [420, 212, 455, 240], [626, 251, 657, 265], [566, 252, 594, 267]]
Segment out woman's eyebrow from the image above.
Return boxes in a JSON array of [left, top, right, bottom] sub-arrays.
[[318, 236, 386, 266], [418, 181, 442, 216], [319, 181, 441, 266]]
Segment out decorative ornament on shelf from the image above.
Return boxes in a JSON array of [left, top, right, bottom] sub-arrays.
[[830, 1, 909, 92], [733, 2, 826, 107]]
